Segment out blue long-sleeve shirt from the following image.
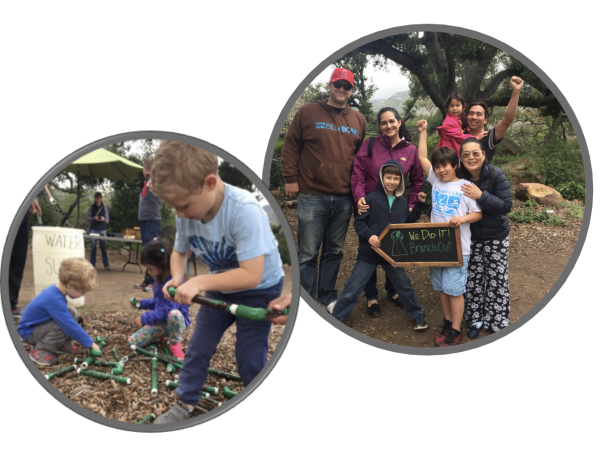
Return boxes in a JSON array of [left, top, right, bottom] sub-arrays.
[[17, 285, 93, 348], [139, 276, 191, 327]]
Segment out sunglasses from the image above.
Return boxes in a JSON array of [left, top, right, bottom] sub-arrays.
[[332, 81, 352, 91]]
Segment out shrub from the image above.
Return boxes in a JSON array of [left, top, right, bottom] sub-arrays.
[[271, 223, 291, 265], [557, 181, 585, 201], [508, 199, 566, 227], [556, 201, 584, 219], [269, 138, 286, 191]]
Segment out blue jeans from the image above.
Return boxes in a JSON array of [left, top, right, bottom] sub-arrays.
[[332, 260, 422, 323], [364, 271, 397, 301], [89, 229, 109, 268], [140, 220, 161, 284], [297, 193, 352, 304], [175, 278, 283, 406]]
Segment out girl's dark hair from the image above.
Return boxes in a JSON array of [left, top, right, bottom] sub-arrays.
[[140, 239, 172, 284], [94, 192, 102, 198], [431, 147, 459, 170], [456, 137, 496, 191], [377, 107, 412, 142], [442, 92, 468, 129], [382, 165, 402, 177]]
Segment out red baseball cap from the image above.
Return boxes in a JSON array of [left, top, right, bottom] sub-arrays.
[[330, 67, 354, 87]]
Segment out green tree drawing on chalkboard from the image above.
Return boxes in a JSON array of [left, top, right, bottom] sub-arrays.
[[391, 231, 408, 256]]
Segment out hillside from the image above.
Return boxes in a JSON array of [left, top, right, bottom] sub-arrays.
[[371, 90, 410, 113]]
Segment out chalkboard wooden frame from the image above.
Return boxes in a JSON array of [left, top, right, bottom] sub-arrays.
[[372, 222, 463, 268]]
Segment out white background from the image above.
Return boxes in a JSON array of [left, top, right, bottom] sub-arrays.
[[1, 2, 597, 448]]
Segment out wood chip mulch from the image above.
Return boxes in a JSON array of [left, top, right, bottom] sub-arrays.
[[18, 309, 284, 424]]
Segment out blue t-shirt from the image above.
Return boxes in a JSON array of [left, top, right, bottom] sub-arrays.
[[17, 285, 93, 348], [174, 183, 284, 292]]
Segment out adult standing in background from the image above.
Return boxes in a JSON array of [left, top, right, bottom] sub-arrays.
[[10, 187, 57, 318], [351, 107, 423, 317], [87, 192, 111, 270], [467, 76, 524, 162], [281, 68, 366, 306], [134, 156, 162, 292]]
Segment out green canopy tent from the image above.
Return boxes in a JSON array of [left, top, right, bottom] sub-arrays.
[[62, 148, 144, 226]]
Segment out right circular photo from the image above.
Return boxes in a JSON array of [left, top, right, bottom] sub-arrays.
[[263, 26, 591, 353]]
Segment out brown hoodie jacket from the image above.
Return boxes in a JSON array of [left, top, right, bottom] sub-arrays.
[[281, 101, 366, 195]]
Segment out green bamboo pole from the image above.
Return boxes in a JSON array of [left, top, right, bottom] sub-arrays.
[[88, 360, 124, 376], [77, 368, 131, 385], [132, 345, 182, 369], [45, 364, 77, 380], [112, 348, 120, 362], [167, 287, 290, 321], [222, 386, 238, 399], [166, 363, 180, 373], [208, 368, 242, 382], [119, 351, 138, 365], [137, 413, 156, 424], [151, 357, 158, 397], [200, 398, 223, 407], [164, 380, 219, 395]]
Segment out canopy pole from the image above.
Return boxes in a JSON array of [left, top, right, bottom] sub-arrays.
[[76, 167, 80, 227]]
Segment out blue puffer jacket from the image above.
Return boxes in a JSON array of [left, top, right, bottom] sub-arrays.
[[354, 159, 424, 265], [470, 164, 512, 241]]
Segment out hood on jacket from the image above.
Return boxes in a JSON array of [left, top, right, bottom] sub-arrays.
[[378, 159, 405, 198]]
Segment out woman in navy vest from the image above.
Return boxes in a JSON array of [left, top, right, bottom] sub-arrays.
[[457, 138, 512, 338], [87, 192, 110, 270]]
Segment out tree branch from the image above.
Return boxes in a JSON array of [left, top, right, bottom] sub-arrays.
[[402, 94, 419, 122], [479, 67, 523, 99], [361, 40, 446, 108]]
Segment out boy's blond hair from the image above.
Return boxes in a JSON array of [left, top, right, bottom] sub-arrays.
[[58, 258, 98, 292], [150, 141, 219, 200]]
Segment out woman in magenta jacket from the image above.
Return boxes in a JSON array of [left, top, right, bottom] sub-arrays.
[[351, 107, 423, 317]]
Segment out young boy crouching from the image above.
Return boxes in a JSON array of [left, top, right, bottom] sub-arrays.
[[17, 258, 101, 365], [149, 141, 285, 424], [330, 160, 427, 329]]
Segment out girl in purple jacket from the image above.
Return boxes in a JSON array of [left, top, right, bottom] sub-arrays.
[[351, 107, 423, 317], [128, 239, 190, 359]]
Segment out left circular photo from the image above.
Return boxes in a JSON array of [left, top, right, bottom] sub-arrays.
[[1, 131, 299, 431]]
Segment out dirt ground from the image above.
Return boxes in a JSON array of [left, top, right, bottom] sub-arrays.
[[277, 191, 583, 348], [10, 249, 293, 423]]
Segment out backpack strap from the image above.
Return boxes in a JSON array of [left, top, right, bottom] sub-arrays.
[[367, 137, 375, 159]]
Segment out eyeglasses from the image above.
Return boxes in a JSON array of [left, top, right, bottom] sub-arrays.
[[332, 81, 352, 91], [461, 152, 483, 159]]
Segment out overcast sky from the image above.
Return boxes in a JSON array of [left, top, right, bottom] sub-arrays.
[[311, 60, 411, 100]]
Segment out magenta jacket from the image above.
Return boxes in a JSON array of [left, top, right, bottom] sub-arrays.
[[436, 113, 475, 155], [351, 135, 423, 209]]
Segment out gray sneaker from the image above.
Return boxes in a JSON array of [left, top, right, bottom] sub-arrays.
[[154, 401, 191, 424], [30, 348, 59, 366], [414, 310, 427, 330], [12, 307, 23, 319]]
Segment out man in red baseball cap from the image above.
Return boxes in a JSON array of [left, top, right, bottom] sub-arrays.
[[281, 67, 366, 306]]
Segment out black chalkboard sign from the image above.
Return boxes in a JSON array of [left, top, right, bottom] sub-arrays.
[[373, 222, 463, 267]]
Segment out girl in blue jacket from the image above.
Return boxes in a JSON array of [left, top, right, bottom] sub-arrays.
[[128, 239, 190, 359]]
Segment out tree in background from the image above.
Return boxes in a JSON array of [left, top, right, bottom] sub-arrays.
[[358, 32, 558, 112], [218, 161, 254, 193]]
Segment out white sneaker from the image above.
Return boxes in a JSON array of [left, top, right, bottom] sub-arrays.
[[326, 300, 337, 314]]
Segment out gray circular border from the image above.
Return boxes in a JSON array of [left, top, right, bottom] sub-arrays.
[[261, 24, 592, 355], [1, 130, 301, 432]]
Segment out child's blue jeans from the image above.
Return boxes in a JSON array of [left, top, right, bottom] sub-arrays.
[[175, 277, 284, 406], [332, 260, 422, 323]]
